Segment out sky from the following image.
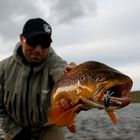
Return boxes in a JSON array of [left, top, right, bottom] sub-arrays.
[[0, 0, 140, 91]]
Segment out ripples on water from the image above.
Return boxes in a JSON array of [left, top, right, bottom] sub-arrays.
[[64, 103, 140, 140], [0, 104, 140, 140]]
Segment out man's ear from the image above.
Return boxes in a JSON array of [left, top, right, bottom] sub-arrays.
[[19, 34, 24, 42]]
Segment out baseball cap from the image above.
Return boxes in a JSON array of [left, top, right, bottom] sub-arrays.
[[22, 18, 52, 41]]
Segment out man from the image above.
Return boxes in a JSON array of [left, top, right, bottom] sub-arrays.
[[0, 18, 75, 140]]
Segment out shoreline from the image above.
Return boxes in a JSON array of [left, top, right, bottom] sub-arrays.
[[129, 90, 140, 103]]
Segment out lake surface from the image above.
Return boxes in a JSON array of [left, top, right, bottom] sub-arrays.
[[0, 104, 140, 140], [64, 103, 140, 140]]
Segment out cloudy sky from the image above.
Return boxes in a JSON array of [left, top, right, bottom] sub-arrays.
[[0, 0, 140, 91]]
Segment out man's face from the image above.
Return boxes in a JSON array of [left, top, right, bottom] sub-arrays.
[[20, 35, 51, 64]]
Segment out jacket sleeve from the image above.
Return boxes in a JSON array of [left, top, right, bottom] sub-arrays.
[[0, 60, 22, 139], [0, 62, 5, 117], [48, 47, 67, 82]]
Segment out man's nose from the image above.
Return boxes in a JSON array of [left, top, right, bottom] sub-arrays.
[[34, 45, 42, 52]]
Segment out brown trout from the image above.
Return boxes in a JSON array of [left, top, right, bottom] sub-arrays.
[[47, 61, 133, 132]]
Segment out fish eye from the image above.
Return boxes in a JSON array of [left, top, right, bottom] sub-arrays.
[[96, 75, 104, 82]]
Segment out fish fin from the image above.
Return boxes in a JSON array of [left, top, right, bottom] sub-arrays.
[[68, 124, 76, 133], [47, 106, 65, 124], [67, 112, 77, 133], [106, 110, 117, 124], [48, 105, 81, 130]]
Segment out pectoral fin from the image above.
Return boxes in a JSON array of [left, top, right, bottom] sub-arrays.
[[47, 106, 65, 124], [48, 104, 82, 132]]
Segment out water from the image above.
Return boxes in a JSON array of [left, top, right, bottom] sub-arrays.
[[64, 103, 140, 140], [0, 104, 140, 140]]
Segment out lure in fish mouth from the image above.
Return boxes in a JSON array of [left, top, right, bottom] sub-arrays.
[[47, 61, 133, 132], [103, 84, 131, 109], [86, 81, 132, 110]]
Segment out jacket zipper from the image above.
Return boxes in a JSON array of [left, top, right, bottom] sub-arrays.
[[25, 66, 33, 126]]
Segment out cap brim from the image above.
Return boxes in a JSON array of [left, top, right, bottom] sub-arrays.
[[24, 31, 52, 41]]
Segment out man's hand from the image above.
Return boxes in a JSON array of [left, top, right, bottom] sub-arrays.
[[64, 62, 77, 73], [55, 62, 76, 109]]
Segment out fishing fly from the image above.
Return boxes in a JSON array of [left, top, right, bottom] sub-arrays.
[[104, 90, 114, 108]]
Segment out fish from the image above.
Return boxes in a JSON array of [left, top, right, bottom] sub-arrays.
[[47, 61, 133, 132]]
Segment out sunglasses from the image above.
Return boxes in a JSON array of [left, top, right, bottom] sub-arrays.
[[25, 36, 52, 49]]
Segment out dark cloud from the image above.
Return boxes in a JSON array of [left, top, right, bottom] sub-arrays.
[[0, 0, 97, 39], [0, 0, 43, 39], [48, 0, 97, 24], [0, 0, 139, 91]]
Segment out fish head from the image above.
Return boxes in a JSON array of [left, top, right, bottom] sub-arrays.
[[78, 61, 133, 111]]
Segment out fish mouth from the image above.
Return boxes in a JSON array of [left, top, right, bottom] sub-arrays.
[[78, 80, 133, 111], [97, 80, 133, 110]]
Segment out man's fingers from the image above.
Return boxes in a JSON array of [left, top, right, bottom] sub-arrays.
[[64, 62, 77, 73]]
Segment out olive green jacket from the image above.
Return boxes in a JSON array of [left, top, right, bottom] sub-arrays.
[[0, 43, 67, 138]]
